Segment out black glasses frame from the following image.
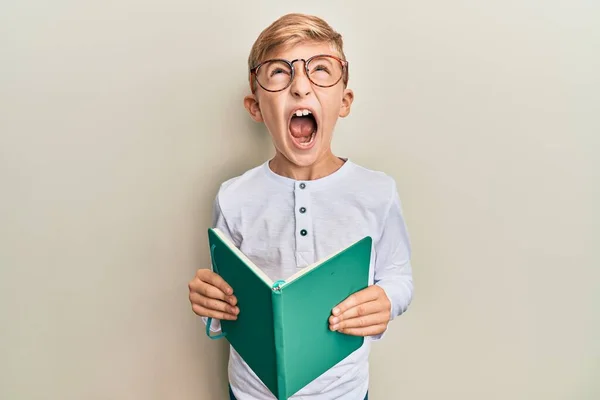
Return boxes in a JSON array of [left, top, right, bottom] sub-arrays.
[[249, 54, 349, 93]]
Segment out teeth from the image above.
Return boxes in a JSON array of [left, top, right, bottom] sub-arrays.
[[294, 109, 312, 117]]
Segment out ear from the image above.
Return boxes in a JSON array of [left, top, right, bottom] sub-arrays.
[[244, 94, 263, 122], [339, 88, 354, 118]]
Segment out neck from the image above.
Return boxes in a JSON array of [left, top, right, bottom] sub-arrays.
[[269, 151, 345, 181]]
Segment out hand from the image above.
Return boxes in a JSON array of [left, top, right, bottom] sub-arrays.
[[188, 269, 239, 320], [329, 285, 391, 336]]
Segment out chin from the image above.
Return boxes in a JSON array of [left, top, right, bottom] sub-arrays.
[[288, 153, 321, 168]]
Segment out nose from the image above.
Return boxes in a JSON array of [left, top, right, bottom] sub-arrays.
[[290, 60, 312, 98]]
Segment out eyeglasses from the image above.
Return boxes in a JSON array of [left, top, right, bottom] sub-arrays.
[[250, 54, 348, 93]]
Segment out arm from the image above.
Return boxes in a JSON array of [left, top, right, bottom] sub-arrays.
[[374, 179, 413, 319], [371, 181, 413, 337], [190, 194, 240, 332], [330, 180, 414, 337]]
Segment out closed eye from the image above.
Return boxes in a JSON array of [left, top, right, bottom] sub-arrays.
[[311, 65, 331, 75], [270, 68, 290, 77]]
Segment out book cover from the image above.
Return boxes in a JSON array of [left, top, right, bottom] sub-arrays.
[[206, 228, 372, 399]]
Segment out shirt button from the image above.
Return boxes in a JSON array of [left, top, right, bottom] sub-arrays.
[[299, 207, 306, 213], [300, 229, 308, 236], [299, 183, 306, 189]]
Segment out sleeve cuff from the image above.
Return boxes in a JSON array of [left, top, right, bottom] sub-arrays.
[[369, 329, 388, 342], [375, 281, 397, 319], [202, 316, 222, 333]]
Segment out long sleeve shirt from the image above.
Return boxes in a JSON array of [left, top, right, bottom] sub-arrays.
[[203, 158, 413, 400]]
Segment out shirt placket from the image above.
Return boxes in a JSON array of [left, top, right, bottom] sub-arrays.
[[294, 181, 314, 267]]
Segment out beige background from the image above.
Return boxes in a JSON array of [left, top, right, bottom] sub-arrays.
[[1, 1, 599, 399]]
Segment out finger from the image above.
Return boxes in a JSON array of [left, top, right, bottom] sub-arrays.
[[199, 270, 234, 296], [329, 311, 389, 332], [332, 286, 380, 316], [189, 279, 237, 305], [338, 324, 388, 337], [329, 300, 384, 325], [191, 303, 238, 320], [203, 283, 238, 306], [190, 292, 239, 316]]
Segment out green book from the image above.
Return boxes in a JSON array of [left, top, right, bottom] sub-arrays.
[[206, 228, 372, 399]]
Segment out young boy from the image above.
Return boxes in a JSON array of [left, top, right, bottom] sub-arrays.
[[189, 13, 413, 400]]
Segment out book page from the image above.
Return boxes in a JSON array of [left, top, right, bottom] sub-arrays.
[[284, 237, 367, 285], [212, 228, 274, 286]]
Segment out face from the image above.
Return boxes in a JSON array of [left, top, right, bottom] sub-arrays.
[[244, 42, 354, 169]]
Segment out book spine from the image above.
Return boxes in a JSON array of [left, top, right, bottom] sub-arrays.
[[272, 282, 286, 399]]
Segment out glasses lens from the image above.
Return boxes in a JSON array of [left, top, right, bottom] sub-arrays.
[[256, 60, 292, 91], [306, 56, 344, 87]]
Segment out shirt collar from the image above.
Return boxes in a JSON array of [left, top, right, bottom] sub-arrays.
[[262, 157, 353, 190]]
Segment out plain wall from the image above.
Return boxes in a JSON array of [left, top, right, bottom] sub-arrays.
[[1, 1, 598, 399]]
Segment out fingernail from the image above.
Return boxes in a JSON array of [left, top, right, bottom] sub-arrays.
[[333, 308, 340, 315], [332, 317, 339, 324], [226, 287, 233, 295], [332, 324, 338, 330]]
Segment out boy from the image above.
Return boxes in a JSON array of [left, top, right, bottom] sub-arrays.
[[188, 13, 413, 400]]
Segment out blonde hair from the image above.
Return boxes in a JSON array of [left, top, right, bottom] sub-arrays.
[[248, 13, 348, 87]]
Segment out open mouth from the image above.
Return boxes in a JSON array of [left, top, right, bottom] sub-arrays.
[[289, 109, 317, 149]]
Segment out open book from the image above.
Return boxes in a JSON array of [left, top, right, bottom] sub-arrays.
[[206, 228, 372, 399]]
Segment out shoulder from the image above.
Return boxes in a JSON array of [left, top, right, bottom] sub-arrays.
[[214, 162, 271, 215], [345, 161, 399, 205], [348, 161, 397, 187], [344, 162, 408, 243]]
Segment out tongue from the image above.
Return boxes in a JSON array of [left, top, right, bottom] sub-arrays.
[[290, 116, 316, 138]]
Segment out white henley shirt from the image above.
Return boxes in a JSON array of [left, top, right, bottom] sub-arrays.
[[203, 158, 413, 400]]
